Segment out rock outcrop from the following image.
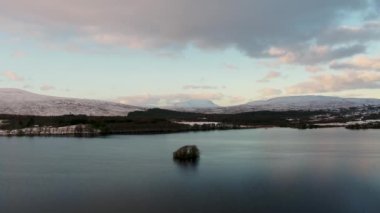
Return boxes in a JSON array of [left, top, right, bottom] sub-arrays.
[[173, 145, 200, 160]]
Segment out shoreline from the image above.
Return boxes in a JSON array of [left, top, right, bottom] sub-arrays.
[[0, 125, 378, 137], [1, 108, 379, 137]]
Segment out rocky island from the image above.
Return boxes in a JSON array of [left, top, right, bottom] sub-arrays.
[[173, 145, 200, 160]]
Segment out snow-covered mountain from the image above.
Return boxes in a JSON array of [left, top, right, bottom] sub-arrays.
[[222, 95, 380, 113], [169, 95, 380, 114], [172, 99, 219, 108], [0, 88, 143, 116], [163, 99, 220, 112], [2, 89, 379, 116]]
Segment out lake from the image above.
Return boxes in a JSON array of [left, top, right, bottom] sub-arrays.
[[1, 128, 380, 213]]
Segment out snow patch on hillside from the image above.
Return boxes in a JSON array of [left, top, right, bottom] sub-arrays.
[[170, 95, 380, 114], [244, 96, 380, 111], [0, 88, 143, 116], [215, 95, 380, 113]]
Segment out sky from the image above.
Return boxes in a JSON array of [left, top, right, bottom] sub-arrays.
[[1, 0, 380, 106]]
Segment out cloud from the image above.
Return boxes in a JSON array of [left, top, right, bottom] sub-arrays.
[[257, 88, 283, 98], [330, 55, 380, 71], [266, 44, 366, 65], [0, 0, 376, 63], [317, 21, 380, 45], [117, 93, 244, 106], [2, 71, 24, 81], [40, 84, 56, 91], [286, 71, 380, 94], [182, 85, 219, 90], [11, 51, 27, 58], [257, 71, 282, 82], [305, 66, 324, 73]]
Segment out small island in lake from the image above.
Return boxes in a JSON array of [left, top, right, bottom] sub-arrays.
[[173, 145, 200, 161]]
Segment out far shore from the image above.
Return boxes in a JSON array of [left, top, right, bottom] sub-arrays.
[[1, 124, 378, 137]]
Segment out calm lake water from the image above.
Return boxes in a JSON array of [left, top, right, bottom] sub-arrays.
[[1, 128, 380, 213]]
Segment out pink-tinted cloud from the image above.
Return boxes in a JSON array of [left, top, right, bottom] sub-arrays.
[[330, 55, 380, 71], [257, 71, 282, 83], [11, 51, 27, 58], [305, 66, 324, 73], [2, 71, 24, 81], [286, 71, 380, 94]]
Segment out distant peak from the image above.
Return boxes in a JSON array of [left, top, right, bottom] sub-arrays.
[[172, 99, 219, 108], [265, 95, 342, 101], [243, 95, 380, 111], [246, 95, 342, 104]]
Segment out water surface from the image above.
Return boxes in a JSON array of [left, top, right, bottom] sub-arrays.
[[1, 128, 380, 213]]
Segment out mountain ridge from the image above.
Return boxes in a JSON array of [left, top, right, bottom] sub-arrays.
[[0, 88, 143, 116], [218, 95, 380, 113], [177, 95, 380, 114], [2, 88, 380, 115], [168, 99, 219, 109]]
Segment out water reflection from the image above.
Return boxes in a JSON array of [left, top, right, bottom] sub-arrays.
[[173, 158, 200, 171]]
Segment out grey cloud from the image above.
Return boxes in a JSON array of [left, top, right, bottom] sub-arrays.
[[266, 44, 366, 65], [296, 44, 366, 65], [318, 21, 380, 45], [330, 63, 359, 70], [0, 0, 376, 62]]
